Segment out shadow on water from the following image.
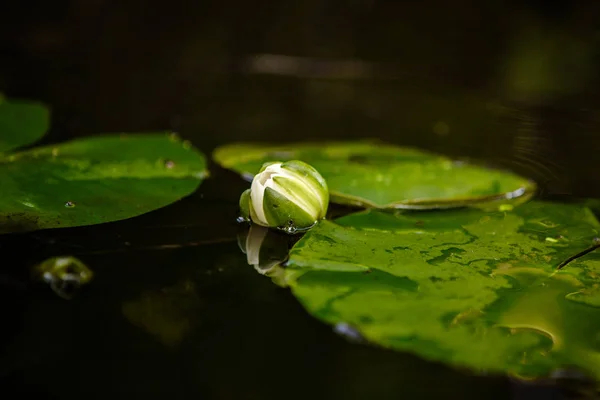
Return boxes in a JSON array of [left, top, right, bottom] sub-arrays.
[[0, 240, 535, 399], [2, 0, 600, 398]]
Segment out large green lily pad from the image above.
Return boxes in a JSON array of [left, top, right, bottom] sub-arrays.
[[0, 96, 207, 233], [0, 133, 207, 233], [279, 202, 600, 379], [0, 96, 50, 153], [213, 141, 535, 209]]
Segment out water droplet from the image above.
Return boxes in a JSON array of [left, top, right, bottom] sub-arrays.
[[333, 323, 364, 342], [167, 132, 180, 141], [164, 159, 175, 169], [281, 220, 298, 234], [182, 140, 192, 149], [65, 201, 76, 208]]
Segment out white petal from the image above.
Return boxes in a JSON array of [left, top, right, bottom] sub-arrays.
[[251, 163, 282, 225]]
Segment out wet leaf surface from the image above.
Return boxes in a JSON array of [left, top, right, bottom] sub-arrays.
[[213, 141, 535, 209], [281, 201, 600, 379], [0, 133, 207, 233], [0, 97, 49, 154]]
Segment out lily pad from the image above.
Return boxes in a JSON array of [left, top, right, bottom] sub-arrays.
[[280, 201, 600, 379], [0, 133, 207, 233], [213, 141, 535, 209], [0, 96, 50, 153]]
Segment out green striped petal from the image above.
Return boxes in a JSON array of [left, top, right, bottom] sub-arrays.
[[262, 187, 318, 232]]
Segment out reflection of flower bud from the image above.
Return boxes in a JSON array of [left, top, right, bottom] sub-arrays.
[[239, 160, 329, 233], [237, 224, 290, 272], [237, 223, 303, 287]]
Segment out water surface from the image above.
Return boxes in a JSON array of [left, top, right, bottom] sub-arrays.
[[2, 1, 600, 398]]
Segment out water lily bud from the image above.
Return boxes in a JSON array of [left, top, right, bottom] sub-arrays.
[[240, 160, 329, 232]]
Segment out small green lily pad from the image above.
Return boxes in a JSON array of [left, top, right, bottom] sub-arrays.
[[0, 133, 207, 233], [213, 141, 535, 209], [0, 96, 50, 153], [280, 201, 600, 379]]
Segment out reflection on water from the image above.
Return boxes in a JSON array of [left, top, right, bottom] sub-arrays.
[[0, 215, 599, 398], [237, 223, 300, 287], [3, 0, 600, 398], [234, 208, 600, 397]]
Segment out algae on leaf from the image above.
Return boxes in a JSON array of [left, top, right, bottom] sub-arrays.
[[213, 141, 535, 209], [280, 201, 600, 379]]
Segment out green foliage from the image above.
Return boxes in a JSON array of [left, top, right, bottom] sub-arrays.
[[0, 97, 49, 153], [213, 141, 535, 209], [0, 97, 207, 233], [280, 201, 600, 379]]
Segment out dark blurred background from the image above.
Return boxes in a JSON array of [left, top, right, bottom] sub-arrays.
[[2, 1, 600, 399], [2, 0, 600, 197]]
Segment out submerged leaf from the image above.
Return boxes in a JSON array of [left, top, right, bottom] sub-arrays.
[[0, 133, 207, 233], [33, 256, 93, 299], [280, 201, 600, 379], [213, 141, 535, 209], [122, 280, 201, 347], [0, 97, 50, 153]]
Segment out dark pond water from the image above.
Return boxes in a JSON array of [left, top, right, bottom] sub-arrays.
[[2, 0, 600, 398]]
